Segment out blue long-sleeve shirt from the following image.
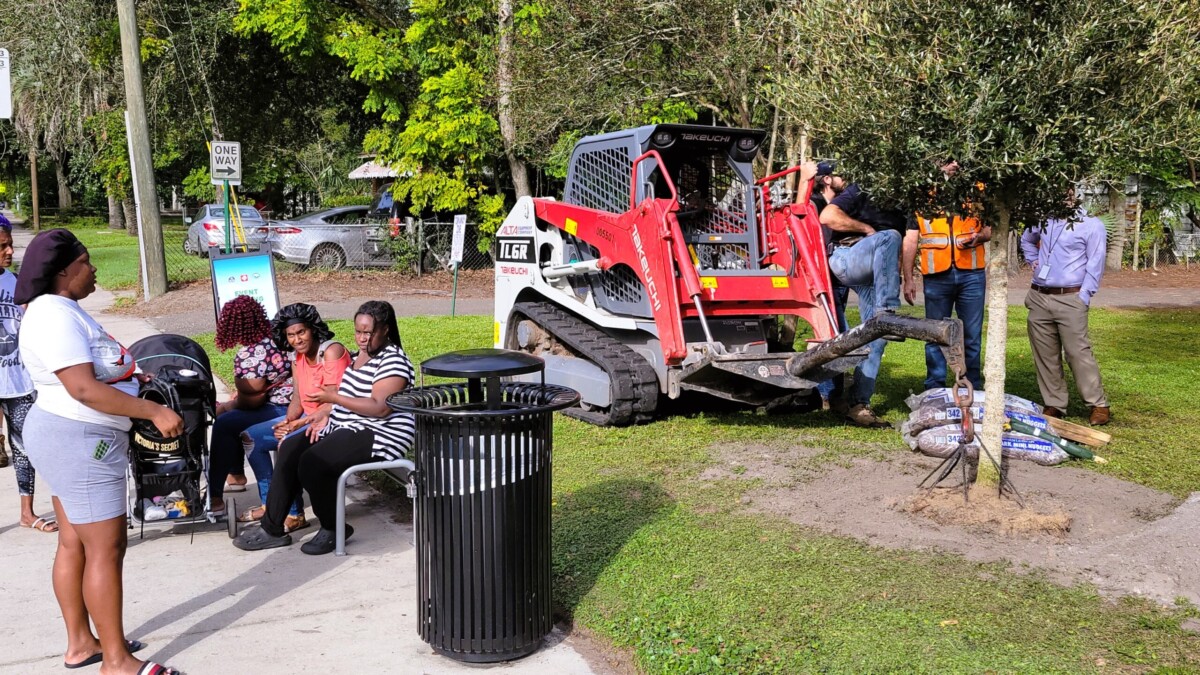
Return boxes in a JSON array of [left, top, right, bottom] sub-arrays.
[[1020, 210, 1107, 305]]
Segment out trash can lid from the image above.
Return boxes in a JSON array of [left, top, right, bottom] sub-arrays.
[[420, 348, 544, 379]]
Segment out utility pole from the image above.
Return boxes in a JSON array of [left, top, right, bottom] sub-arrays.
[[116, 0, 168, 299]]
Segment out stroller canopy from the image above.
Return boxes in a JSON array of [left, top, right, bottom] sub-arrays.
[[128, 334, 216, 408]]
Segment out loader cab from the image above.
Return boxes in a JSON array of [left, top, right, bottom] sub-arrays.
[[563, 124, 767, 275]]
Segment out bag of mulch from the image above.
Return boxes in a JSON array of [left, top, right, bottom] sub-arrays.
[[910, 423, 1069, 466], [901, 405, 1051, 438], [904, 387, 1042, 415]]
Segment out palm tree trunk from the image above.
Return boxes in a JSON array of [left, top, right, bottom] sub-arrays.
[[54, 155, 72, 210], [1105, 185, 1126, 270], [108, 191, 124, 229], [123, 198, 138, 236]]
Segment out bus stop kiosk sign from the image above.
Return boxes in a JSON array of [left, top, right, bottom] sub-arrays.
[[210, 248, 280, 322], [210, 141, 242, 186]]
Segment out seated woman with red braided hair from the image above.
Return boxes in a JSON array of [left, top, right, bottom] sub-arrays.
[[205, 295, 307, 531]]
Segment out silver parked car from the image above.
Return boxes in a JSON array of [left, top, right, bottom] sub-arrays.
[[266, 206, 397, 269], [183, 204, 270, 256]]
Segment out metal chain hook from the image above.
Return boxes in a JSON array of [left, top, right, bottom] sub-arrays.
[[952, 368, 975, 444]]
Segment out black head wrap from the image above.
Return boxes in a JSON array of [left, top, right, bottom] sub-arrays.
[[14, 229, 88, 304], [270, 303, 334, 352]]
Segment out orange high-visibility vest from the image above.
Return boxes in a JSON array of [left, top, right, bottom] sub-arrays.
[[913, 213, 986, 274]]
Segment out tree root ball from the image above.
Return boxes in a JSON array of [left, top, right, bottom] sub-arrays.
[[899, 486, 1072, 537]]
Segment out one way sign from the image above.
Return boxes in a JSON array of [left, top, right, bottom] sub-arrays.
[[210, 141, 242, 186]]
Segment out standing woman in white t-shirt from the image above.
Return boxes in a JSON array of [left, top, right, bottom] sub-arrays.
[[16, 229, 184, 675], [0, 221, 56, 533]]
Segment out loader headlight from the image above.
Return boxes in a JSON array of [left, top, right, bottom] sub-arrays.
[[652, 130, 675, 148], [737, 136, 759, 152]]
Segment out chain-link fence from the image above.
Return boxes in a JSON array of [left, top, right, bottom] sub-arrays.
[[166, 211, 494, 286]]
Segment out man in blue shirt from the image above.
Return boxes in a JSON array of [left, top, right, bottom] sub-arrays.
[[1020, 207, 1110, 425], [818, 165, 905, 427]]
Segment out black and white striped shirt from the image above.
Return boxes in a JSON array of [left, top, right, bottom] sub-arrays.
[[326, 344, 415, 460]]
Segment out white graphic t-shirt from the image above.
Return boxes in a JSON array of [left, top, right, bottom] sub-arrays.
[[20, 294, 140, 430], [0, 270, 35, 397]]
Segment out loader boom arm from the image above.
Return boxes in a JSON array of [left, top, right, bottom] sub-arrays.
[[787, 312, 968, 383]]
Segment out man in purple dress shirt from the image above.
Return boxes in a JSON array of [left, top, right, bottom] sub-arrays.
[[1020, 208, 1111, 425]]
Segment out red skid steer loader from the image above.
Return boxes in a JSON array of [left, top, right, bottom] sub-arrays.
[[493, 124, 967, 426]]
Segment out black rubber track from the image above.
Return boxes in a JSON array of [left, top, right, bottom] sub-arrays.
[[510, 301, 659, 426]]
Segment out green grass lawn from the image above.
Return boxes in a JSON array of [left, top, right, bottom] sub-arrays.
[[45, 216, 217, 290], [198, 308, 1200, 672]]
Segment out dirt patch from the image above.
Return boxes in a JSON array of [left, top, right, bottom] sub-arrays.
[[705, 446, 1199, 604], [697, 443, 824, 485], [116, 268, 495, 319], [901, 487, 1072, 537]]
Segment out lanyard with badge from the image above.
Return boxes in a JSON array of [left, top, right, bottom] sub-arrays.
[[1035, 220, 1066, 283]]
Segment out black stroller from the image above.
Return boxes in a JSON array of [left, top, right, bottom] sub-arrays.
[[126, 334, 217, 537]]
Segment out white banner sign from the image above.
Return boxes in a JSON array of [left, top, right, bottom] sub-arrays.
[[0, 49, 12, 120], [450, 214, 467, 266]]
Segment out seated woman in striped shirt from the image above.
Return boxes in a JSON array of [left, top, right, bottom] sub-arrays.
[[233, 300, 416, 555]]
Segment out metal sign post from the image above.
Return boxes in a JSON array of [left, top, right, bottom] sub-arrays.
[[0, 49, 11, 119], [209, 141, 242, 255], [450, 214, 467, 317]]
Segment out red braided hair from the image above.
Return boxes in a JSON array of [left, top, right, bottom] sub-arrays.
[[215, 295, 271, 351]]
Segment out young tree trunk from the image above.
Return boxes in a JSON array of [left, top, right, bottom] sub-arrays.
[[29, 149, 40, 232], [123, 198, 138, 236], [54, 155, 72, 210], [1105, 185, 1126, 270], [497, 0, 531, 199], [975, 201, 1011, 486], [107, 191, 124, 229]]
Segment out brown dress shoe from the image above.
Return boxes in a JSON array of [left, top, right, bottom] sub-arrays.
[[1089, 406, 1111, 426], [1041, 406, 1064, 419]]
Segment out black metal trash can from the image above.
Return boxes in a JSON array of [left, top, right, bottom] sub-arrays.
[[388, 349, 579, 663]]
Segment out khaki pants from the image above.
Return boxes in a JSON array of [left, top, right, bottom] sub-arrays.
[[1024, 290, 1108, 410]]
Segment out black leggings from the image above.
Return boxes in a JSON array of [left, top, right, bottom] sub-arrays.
[[262, 427, 375, 537]]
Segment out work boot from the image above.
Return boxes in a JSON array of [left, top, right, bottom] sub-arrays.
[[1089, 406, 1111, 426], [846, 404, 890, 429], [1041, 406, 1065, 419]]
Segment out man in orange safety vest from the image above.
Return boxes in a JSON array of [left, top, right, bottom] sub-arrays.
[[901, 161, 990, 391]]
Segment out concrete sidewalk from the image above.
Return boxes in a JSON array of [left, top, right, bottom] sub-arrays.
[[1, 222, 597, 674]]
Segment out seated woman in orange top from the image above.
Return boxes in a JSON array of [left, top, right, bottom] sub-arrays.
[[234, 303, 350, 530]]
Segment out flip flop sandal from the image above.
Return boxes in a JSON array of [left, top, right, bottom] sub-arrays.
[[232, 526, 292, 552], [237, 506, 265, 523], [64, 639, 146, 669], [224, 477, 248, 493], [284, 515, 310, 533], [137, 661, 183, 675], [27, 516, 58, 533]]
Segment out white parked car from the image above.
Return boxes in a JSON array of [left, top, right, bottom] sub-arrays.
[[183, 205, 270, 257], [266, 206, 396, 269]]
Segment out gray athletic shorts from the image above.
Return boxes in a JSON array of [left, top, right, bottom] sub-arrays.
[[23, 405, 129, 524]]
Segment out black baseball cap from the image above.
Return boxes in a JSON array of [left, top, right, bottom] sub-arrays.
[[815, 161, 838, 177]]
